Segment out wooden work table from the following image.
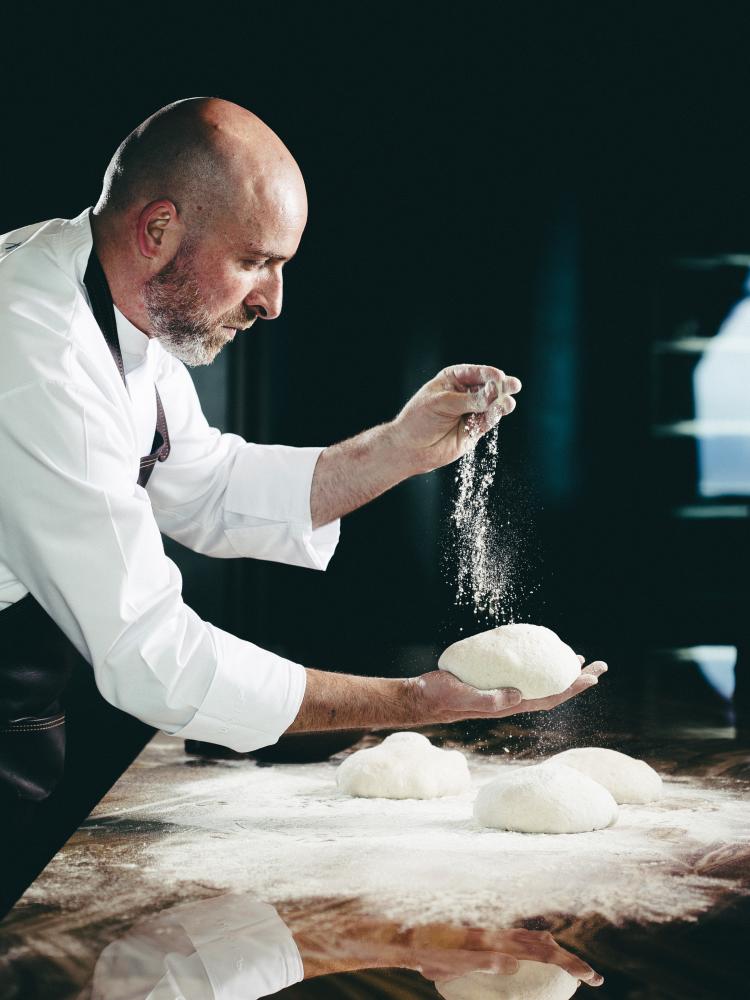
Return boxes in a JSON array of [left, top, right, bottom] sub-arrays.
[[1, 680, 749, 1000]]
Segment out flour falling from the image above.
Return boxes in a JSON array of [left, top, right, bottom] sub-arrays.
[[448, 420, 507, 621], [446, 417, 535, 624]]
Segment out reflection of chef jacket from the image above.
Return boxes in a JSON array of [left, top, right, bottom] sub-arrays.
[[0, 210, 340, 751], [87, 895, 303, 1000]]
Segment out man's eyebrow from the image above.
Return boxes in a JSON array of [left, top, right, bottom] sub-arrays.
[[242, 244, 296, 262]]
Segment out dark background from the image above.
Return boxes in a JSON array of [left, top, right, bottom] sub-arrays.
[[4, 3, 749, 709]]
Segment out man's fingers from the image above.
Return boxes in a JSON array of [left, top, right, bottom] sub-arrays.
[[478, 687, 524, 711], [582, 661, 608, 679], [426, 660, 608, 722], [437, 386, 498, 416], [441, 365, 521, 398], [465, 396, 515, 438], [550, 953, 603, 986], [429, 671, 523, 715], [545, 662, 609, 705], [486, 663, 606, 713], [443, 363, 505, 388], [501, 930, 603, 986], [560, 672, 599, 699], [437, 385, 518, 422], [541, 950, 602, 986], [494, 661, 608, 716], [487, 955, 520, 976], [495, 688, 524, 709], [430, 951, 520, 980]]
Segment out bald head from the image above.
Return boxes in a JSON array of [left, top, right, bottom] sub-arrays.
[[91, 99, 307, 365], [95, 97, 306, 230]]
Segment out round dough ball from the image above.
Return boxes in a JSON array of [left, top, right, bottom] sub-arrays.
[[438, 624, 580, 700], [548, 747, 662, 804], [474, 764, 618, 834], [436, 960, 578, 1000], [336, 732, 471, 800]]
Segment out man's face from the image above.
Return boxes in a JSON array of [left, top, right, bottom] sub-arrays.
[[142, 188, 306, 366]]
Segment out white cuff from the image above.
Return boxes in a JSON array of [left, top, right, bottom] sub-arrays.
[[180, 898, 304, 1000], [170, 624, 307, 752], [224, 443, 340, 570]]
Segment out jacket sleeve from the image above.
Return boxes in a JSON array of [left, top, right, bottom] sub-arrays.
[[147, 359, 340, 570], [91, 896, 303, 1000], [0, 379, 306, 751]]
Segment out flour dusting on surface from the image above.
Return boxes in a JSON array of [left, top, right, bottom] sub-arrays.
[[46, 742, 750, 931]]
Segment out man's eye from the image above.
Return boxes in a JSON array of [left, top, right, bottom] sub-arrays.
[[242, 259, 266, 269]]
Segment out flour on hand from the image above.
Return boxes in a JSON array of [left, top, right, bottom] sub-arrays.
[[439, 623, 580, 699], [336, 732, 471, 800]]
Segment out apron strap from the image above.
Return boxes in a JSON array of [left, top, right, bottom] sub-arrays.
[[83, 249, 170, 487]]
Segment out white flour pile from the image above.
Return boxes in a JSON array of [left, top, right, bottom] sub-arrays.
[[78, 747, 750, 930]]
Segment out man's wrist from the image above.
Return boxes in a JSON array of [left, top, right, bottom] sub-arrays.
[[288, 670, 422, 733], [397, 676, 423, 728], [377, 420, 427, 481], [366, 676, 423, 730]]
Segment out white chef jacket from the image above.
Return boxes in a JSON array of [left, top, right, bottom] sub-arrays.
[[88, 894, 304, 1000], [0, 208, 340, 751]]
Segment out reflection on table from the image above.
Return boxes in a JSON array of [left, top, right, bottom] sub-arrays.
[[79, 891, 601, 1000]]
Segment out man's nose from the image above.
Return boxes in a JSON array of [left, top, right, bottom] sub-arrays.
[[246, 272, 283, 321]]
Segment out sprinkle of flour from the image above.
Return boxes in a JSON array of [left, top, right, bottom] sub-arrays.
[[446, 422, 535, 624], [449, 423, 504, 620]]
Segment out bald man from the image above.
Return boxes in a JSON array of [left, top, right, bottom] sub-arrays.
[[0, 98, 605, 911]]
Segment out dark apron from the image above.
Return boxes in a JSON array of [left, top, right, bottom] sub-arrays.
[[0, 247, 171, 916]]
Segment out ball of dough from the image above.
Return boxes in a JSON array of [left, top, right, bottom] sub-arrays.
[[474, 764, 618, 834], [438, 624, 580, 700], [548, 747, 663, 804], [336, 732, 471, 800], [436, 960, 578, 1000]]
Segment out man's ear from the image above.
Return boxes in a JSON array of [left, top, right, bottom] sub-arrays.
[[137, 200, 180, 259]]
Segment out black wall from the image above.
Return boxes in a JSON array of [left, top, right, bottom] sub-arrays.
[[4, 3, 750, 679]]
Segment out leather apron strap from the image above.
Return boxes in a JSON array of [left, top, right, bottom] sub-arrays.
[[83, 248, 171, 486]]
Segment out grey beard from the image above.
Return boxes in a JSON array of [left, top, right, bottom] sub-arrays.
[[154, 323, 230, 367], [142, 239, 231, 367]]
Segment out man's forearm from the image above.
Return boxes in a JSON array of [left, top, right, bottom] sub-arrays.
[[310, 423, 416, 530], [285, 660, 605, 734], [309, 364, 520, 529], [286, 668, 417, 732]]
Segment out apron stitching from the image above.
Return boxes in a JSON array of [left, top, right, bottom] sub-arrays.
[[0, 717, 66, 733]]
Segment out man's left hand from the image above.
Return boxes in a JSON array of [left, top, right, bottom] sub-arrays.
[[405, 657, 608, 725]]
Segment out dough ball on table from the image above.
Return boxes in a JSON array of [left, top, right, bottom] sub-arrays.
[[548, 747, 663, 804], [336, 732, 471, 800], [474, 764, 618, 834], [438, 624, 580, 700], [436, 960, 579, 1000]]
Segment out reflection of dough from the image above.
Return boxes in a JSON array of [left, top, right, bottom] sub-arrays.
[[438, 624, 579, 700], [436, 960, 578, 1000], [336, 732, 471, 799], [549, 747, 663, 804], [474, 764, 618, 834]]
